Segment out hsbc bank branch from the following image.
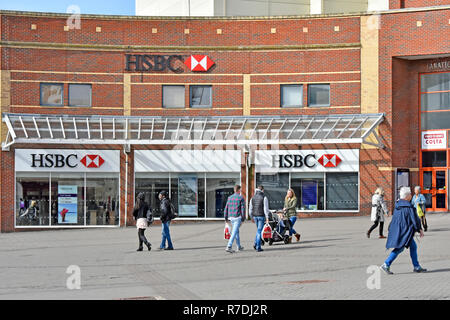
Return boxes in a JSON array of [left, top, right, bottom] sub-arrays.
[[255, 150, 360, 213], [14, 149, 120, 228]]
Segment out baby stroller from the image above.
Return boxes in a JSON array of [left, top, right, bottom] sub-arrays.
[[264, 210, 291, 245]]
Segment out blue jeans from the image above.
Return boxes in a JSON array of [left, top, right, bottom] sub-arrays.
[[288, 216, 297, 236], [384, 239, 420, 269], [160, 221, 173, 249], [253, 216, 265, 250], [227, 217, 242, 249]]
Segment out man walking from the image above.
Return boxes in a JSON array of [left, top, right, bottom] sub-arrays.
[[224, 185, 246, 253], [159, 191, 174, 250], [380, 186, 427, 275], [249, 185, 270, 252]]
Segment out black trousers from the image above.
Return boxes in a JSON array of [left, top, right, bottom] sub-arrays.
[[138, 228, 150, 247], [368, 218, 384, 236]]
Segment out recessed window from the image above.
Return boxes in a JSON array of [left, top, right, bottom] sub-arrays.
[[281, 84, 303, 108], [190, 85, 212, 108], [40, 83, 63, 106], [69, 84, 92, 107], [308, 84, 330, 107], [163, 85, 185, 108]]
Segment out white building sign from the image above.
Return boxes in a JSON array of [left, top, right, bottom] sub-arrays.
[[255, 149, 359, 173], [422, 131, 447, 150], [15, 149, 120, 172]]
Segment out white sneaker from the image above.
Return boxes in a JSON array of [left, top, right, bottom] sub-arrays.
[[225, 247, 234, 253]]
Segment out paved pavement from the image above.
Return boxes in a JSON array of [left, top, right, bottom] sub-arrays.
[[1, 214, 450, 300]]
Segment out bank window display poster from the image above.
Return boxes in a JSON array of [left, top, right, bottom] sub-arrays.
[[302, 181, 318, 210], [178, 175, 198, 217], [57, 185, 78, 224]]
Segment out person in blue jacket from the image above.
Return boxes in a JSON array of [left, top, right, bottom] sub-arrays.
[[380, 186, 427, 275]]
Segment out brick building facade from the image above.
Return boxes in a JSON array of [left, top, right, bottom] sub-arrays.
[[1, 2, 450, 231]]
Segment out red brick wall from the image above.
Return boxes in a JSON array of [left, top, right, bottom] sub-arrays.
[[379, 8, 450, 203], [390, 0, 450, 9]]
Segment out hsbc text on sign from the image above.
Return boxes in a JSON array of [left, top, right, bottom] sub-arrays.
[[421, 131, 447, 150]]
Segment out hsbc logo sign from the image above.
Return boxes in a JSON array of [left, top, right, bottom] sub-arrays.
[[30, 154, 105, 169], [125, 54, 215, 73], [184, 55, 215, 72], [272, 153, 342, 169], [81, 155, 105, 168], [318, 154, 342, 168]]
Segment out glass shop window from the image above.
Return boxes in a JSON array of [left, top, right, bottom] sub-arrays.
[[16, 172, 50, 226], [50, 173, 85, 225], [308, 84, 330, 107], [190, 85, 212, 108], [281, 84, 303, 107], [206, 173, 240, 218], [326, 172, 359, 210], [255, 173, 289, 210], [135, 173, 170, 218], [86, 173, 120, 226], [291, 173, 325, 210]]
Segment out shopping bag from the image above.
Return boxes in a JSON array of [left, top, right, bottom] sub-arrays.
[[224, 223, 231, 240], [262, 223, 272, 239], [416, 204, 425, 218]]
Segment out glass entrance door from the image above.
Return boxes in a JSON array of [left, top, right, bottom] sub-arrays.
[[421, 169, 447, 211]]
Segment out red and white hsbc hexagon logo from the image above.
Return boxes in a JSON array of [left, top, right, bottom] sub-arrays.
[[80, 155, 105, 168], [184, 55, 215, 72], [318, 154, 342, 168]]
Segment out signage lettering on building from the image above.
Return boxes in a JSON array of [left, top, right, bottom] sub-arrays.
[[16, 150, 119, 173], [125, 54, 184, 72], [31, 153, 78, 168], [255, 149, 358, 173], [421, 131, 447, 150], [125, 54, 215, 73], [272, 154, 317, 168], [427, 60, 450, 71]]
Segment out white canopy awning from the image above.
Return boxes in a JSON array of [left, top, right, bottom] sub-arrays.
[[2, 113, 385, 149]]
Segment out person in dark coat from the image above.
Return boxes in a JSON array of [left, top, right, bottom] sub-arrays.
[[380, 186, 426, 275], [132, 192, 151, 252], [158, 191, 174, 250]]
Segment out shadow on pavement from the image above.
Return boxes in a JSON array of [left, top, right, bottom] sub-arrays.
[[423, 268, 450, 274], [292, 238, 349, 245], [261, 244, 332, 252]]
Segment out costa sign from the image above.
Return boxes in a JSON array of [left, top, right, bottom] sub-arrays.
[[422, 131, 447, 150], [255, 149, 359, 173], [125, 54, 214, 73], [15, 150, 120, 172]]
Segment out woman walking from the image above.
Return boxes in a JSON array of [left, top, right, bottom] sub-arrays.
[[132, 192, 152, 251], [283, 188, 301, 243], [412, 186, 428, 231], [367, 187, 389, 239]]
